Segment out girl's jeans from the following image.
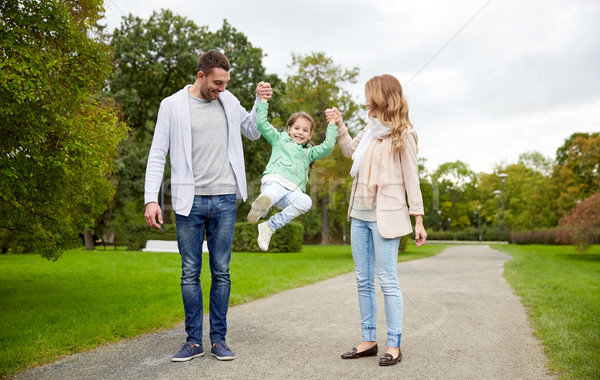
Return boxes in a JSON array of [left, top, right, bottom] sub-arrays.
[[175, 194, 237, 345], [351, 218, 403, 348], [261, 181, 312, 231]]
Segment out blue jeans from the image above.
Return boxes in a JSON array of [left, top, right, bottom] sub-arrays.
[[175, 194, 237, 344], [351, 218, 403, 348], [261, 181, 312, 231]]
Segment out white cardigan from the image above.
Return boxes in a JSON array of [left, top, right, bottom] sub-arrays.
[[144, 85, 261, 216]]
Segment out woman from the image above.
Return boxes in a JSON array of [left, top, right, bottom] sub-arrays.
[[325, 74, 427, 366]]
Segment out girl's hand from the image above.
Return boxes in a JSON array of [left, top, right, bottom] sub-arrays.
[[256, 81, 273, 102], [325, 107, 343, 127]]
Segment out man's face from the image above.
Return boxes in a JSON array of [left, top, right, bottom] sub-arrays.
[[197, 68, 230, 100]]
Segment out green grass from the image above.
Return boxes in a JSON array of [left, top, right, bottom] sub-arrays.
[[493, 244, 600, 379], [0, 243, 446, 378]]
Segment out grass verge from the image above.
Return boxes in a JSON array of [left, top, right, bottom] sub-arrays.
[[0, 243, 447, 377], [493, 244, 600, 379]]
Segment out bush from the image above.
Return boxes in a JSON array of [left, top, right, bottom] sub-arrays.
[[399, 235, 413, 253], [508, 228, 565, 245], [233, 222, 304, 253], [123, 224, 178, 251], [556, 193, 600, 252], [426, 225, 506, 242]]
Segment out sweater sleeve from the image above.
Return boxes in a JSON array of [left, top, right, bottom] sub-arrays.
[[144, 99, 170, 205], [337, 124, 366, 158], [401, 128, 424, 215], [309, 124, 338, 161], [255, 102, 281, 146]]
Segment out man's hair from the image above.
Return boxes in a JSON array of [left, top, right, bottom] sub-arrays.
[[197, 50, 231, 76]]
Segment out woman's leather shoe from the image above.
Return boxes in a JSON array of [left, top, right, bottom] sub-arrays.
[[341, 344, 378, 359], [379, 350, 402, 366]]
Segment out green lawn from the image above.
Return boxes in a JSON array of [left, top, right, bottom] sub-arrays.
[[493, 244, 600, 379], [0, 243, 445, 378]]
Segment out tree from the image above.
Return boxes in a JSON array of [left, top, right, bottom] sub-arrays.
[[106, 13, 282, 229], [557, 193, 600, 253], [283, 52, 361, 244], [550, 132, 600, 217], [0, 0, 128, 259], [431, 161, 478, 230]]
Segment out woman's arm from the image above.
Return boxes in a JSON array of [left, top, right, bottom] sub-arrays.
[[326, 107, 365, 158]]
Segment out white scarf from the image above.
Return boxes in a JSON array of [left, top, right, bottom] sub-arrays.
[[350, 119, 392, 177]]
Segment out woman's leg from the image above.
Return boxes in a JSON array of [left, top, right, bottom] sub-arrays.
[[350, 218, 377, 347], [372, 228, 403, 354]]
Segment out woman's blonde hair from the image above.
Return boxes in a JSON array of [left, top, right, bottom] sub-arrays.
[[365, 74, 412, 152]]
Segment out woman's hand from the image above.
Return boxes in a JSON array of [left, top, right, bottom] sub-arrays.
[[325, 107, 344, 128], [413, 215, 427, 247]]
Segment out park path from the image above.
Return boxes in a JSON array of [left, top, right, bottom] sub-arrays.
[[13, 245, 553, 379]]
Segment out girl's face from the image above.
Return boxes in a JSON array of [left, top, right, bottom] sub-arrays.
[[287, 117, 313, 145]]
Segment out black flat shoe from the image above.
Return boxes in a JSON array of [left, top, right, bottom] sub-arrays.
[[379, 350, 402, 366], [341, 344, 378, 359]]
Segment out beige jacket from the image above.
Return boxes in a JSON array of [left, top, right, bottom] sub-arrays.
[[338, 124, 424, 238]]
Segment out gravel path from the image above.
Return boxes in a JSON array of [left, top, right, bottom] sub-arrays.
[[13, 245, 554, 379]]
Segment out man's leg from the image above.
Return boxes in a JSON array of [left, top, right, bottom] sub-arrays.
[[173, 196, 208, 361], [205, 194, 237, 344]]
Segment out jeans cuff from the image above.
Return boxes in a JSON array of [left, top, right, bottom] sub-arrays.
[[361, 326, 377, 342], [386, 333, 402, 348]]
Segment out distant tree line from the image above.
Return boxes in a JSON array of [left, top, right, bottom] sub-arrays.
[[1, 4, 598, 258]]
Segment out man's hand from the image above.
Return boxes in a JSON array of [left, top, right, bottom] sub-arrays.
[[145, 202, 163, 229], [256, 81, 273, 102]]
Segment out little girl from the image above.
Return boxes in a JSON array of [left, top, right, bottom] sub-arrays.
[[248, 90, 338, 251]]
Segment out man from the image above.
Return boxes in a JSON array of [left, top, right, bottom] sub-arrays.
[[144, 50, 271, 362]]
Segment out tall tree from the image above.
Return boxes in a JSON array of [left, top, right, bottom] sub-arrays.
[[550, 132, 600, 216], [284, 52, 361, 244], [106, 13, 282, 230], [431, 161, 478, 230], [0, 0, 128, 259]]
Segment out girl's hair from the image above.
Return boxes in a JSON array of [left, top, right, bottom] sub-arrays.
[[286, 112, 316, 168], [364, 74, 413, 153]]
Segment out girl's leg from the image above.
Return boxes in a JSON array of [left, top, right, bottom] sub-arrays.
[[372, 229, 403, 352], [248, 181, 285, 223], [266, 191, 312, 231], [350, 218, 377, 344]]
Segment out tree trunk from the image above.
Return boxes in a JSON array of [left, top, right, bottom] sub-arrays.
[[83, 228, 95, 250], [320, 196, 330, 245]]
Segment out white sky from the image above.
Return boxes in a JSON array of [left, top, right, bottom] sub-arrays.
[[102, 0, 600, 173]]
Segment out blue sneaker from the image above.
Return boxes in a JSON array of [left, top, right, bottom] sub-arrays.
[[211, 339, 235, 361], [171, 343, 204, 362]]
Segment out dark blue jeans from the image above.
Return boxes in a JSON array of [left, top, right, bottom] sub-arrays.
[[175, 194, 237, 344]]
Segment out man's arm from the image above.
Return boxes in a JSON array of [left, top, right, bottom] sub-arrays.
[[144, 101, 170, 229]]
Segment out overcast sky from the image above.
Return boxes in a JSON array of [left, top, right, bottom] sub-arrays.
[[102, 0, 599, 174]]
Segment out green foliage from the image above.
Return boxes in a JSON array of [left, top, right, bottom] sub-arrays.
[[283, 51, 361, 244], [122, 224, 177, 251], [0, 0, 128, 259], [497, 244, 600, 379], [550, 133, 600, 217], [233, 222, 304, 253], [508, 228, 563, 245], [427, 225, 504, 241], [557, 193, 600, 252], [106, 12, 281, 226]]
